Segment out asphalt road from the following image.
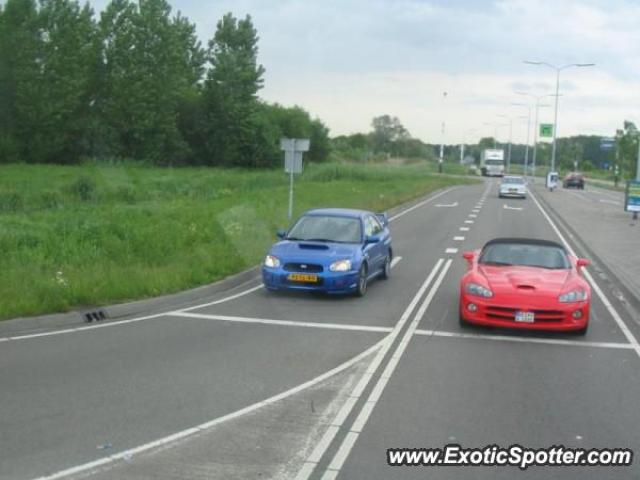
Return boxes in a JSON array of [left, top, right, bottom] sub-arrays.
[[2, 180, 640, 480]]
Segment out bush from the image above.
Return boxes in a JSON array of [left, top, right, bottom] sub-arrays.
[[69, 175, 97, 202]]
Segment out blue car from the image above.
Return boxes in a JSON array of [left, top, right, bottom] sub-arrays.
[[262, 208, 393, 296]]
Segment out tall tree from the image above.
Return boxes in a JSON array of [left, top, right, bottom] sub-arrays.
[[97, 0, 204, 163], [200, 13, 265, 167], [370, 115, 409, 155]]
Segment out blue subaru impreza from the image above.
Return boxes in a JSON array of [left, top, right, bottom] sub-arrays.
[[262, 208, 392, 296]]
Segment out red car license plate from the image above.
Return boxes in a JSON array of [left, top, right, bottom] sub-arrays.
[[515, 311, 535, 323]]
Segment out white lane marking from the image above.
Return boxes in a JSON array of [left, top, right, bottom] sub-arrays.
[[32, 336, 387, 480], [320, 260, 453, 479], [529, 190, 640, 359], [459, 227, 470, 232], [453, 236, 465, 241], [599, 198, 621, 206], [390, 256, 402, 268], [169, 312, 393, 334], [296, 259, 445, 480], [388, 188, 455, 221], [1, 285, 265, 342], [435, 201, 459, 208], [472, 209, 480, 213], [464, 220, 474, 224], [445, 248, 458, 254], [503, 204, 523, 211], [414, 329, 634, 350], [469, 214, 477, 218]]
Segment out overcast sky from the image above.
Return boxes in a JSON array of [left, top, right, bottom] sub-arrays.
[[91, 0, 640, 144]]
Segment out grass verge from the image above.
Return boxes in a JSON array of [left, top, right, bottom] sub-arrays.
[[0, 162, 476, 320]]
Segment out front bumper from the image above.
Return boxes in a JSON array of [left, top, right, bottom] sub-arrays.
[[499, 189, 526, 198], [262, 267, 360, 294], [459, 294, 589, 332]]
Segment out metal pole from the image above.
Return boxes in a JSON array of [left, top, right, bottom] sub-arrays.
[[507, 120, 512, 174], [636, 136, 640, 181], [439, 121, 444, 173], [532, 99, 540, 178], [524, 108, 531, 176], [288, 139, 296, 220], [551, 68, 561, 172], [460, 142, 464, 164]]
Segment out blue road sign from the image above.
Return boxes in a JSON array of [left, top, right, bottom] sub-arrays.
[[600, 137, 615, 151]]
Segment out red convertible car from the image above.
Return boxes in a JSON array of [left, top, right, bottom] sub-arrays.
[[459, 238, 591, 334]]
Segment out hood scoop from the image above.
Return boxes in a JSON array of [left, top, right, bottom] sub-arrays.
[[298, 243, 330, 250], [516, 284, 536, 291]]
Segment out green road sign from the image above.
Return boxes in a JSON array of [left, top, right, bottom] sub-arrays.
[[540, 123, 554, 138]]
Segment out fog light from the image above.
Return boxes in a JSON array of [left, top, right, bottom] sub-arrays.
[[467, 303, 478, 312], [572, 309, 582, 319]]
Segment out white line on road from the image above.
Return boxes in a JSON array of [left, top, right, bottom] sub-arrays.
[[469, 213, 477, 218], [295, 259, 445, 480], [464, 220, 474, 224], [435, 202, 459, 208], [319, 260, 453, 480], [31, 335, 388, 480], [599, 198, 621, 206], [390, 256, 402, 268], [503, 204, 523, 211], [459, 227, 470, 232], [453, 236, 465, 241], [414, 329, 634, 350], [169, 312, 393, 334], [529, 190, 640, 360], [445, 248, 458, 254], [388, 188, 455, 221]]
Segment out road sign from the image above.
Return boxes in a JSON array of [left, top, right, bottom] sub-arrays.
[[281, 138, 311, 219], [539, 123, 554, 138], [625, 180, 640, 212], [600, 137, 615, 151]]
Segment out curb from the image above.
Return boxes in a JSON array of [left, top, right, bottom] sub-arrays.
[[0, 184, 458, 336], [534, 186, 640, 322]]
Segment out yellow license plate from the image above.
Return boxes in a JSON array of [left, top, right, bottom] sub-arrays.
[[288, 273, 318, 283]]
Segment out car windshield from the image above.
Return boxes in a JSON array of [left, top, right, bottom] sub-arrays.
[[479, 243, 570, 269], [287, 215, 362, 243], [502, 177, 524, 184]]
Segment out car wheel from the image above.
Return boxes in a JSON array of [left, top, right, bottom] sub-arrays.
[[381, 254, 391, 280], [355, 264, 368, 297]]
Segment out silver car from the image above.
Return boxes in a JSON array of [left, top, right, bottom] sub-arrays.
[[499, 176, 527, 199]]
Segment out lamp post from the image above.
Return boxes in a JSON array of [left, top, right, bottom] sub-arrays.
[[523, 61, 595, 174], [511, 103, 532, 176], [515, 92, 553, 178], [439, 91, 447, 173], [497, 114, 513, 174]]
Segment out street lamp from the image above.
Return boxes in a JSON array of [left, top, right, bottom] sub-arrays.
[[515, 92, 553, 178], [439, 91, 447, 173], [497, 114, 514, 173], [511, 103, 532, 176], [523, 61, 595, 174]]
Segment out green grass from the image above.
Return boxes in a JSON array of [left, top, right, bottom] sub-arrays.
[[0, 162, 475, 320]]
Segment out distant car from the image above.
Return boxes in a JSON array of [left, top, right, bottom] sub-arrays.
[[262, 208, 392, 296], [459, 238, 591, 334], [563, 172, 585, 189], [499, 175, 527, 198]]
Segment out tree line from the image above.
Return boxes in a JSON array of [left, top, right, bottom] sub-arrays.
[[0, 0, 330, 167]]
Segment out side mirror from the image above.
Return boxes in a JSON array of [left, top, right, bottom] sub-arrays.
[[462, 251, 475, 261], [375, 212, 389, 228], [276, 229, 287, 239], [576, 258, 590, 268], [365, 234, 381, 244]]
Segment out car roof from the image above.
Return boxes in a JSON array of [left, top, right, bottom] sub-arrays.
[[304, 208, 370, 218], [483, 237, 567, 251]]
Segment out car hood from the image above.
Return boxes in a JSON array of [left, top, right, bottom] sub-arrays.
[[270, 240, 359, 263], [479, 265, 571, 296]]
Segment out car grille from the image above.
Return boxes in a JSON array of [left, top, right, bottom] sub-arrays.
[[486, 306, 564, 322], [283, 263, 323, 273]]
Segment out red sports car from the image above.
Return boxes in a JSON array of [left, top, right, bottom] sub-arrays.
[[459, 238, 591, 334]]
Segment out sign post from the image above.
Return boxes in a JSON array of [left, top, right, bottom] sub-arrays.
[[539, 123, 554, 138], [281, 138, 310, 220], [625, 180, 640, 221]]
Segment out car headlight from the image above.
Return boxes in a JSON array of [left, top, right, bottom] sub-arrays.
[[329, 259, 352, 272], [465, 283, 493, 298], [559, 289, 588, 303], [264, 255, 280, 268]]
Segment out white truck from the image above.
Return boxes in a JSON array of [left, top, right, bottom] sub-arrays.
[[480, 149, 505, 177]]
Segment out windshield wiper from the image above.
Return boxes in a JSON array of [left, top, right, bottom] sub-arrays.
[[303, 238, 336, 243], [481, 261, 513, 266]]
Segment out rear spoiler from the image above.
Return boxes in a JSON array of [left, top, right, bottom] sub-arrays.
[[376, 212, 389, 228]]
